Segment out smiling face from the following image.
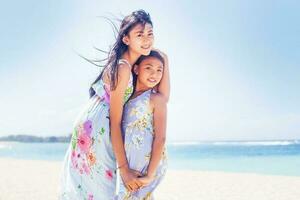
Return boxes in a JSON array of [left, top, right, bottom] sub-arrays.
[[123, 23, 154, 56], [134, 56, 164, 89]]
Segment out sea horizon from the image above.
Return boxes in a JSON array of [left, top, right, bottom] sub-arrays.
[[1, 134, 299, 143]]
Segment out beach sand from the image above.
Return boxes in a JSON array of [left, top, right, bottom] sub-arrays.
[[1, 158, 300, 200]]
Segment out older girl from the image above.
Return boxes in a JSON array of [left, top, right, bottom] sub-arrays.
[[59, 10, 169, 200]]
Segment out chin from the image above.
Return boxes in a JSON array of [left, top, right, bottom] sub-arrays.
[[146, 83, 157, 88], [140, 49, 152, 56]]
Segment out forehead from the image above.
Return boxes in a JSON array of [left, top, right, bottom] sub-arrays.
[[130, 23, 153, 33], [140, 57, 163, 67]]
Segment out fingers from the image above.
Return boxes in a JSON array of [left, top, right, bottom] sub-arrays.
[[126, 184, 135, 193], [125, 183, 133, 192], [126, 180, 143, 192], [137, 177, 151, 187], [126, 181, 134, 192], [136, 182, 143, 189], [136, 180, 143, 188], [132, 181, 140, 192]]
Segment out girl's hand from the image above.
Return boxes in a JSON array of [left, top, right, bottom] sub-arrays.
[[120, 168, 143, 192], [137, 174, 155, 188]]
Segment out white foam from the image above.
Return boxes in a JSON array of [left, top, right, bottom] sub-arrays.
[[167, 141, 205, 146], [0, 143, 13, 149], [210, 140, 300, 146], [167, 140, 300, 146]]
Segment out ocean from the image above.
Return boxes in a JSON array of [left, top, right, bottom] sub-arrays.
[[0, 140, 299, 177]]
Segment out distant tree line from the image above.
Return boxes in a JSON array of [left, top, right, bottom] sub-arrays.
[[0, 134, 72, 143]]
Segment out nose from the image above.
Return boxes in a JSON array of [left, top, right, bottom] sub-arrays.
[[149, 69, 156, 75], [150, 71, 159, 79], [142, 39, 149, 45], [143, 35, 152, 43]]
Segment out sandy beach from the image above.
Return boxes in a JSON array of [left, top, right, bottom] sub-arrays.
[[1, 158, 300, 200]]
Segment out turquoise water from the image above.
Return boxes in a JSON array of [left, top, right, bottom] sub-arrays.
[[0, 140, 299, 176]]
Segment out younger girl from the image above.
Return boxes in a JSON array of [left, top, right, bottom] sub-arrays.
[[117, 50, 168, 200]]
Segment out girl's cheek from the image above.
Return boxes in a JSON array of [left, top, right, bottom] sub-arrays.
[[149, 36, 154, 42], [135, 37, 142, 42]]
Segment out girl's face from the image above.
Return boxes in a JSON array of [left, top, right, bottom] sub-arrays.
[[123, 23, 154, 56], [134, 57, 164, 89]]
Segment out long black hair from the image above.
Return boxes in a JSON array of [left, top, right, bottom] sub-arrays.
[[88, 10, 153, 98]]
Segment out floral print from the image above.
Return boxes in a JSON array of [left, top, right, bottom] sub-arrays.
[[59, 59, 133, 200], [105, 169, 114, 181], [124, 86, 134, 103], [117, 90, 167, 200], [77, 132, 92, 153]]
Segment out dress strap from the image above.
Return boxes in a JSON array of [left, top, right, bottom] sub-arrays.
[[118, 59, 132, 67], [118, 59, 133, 85]]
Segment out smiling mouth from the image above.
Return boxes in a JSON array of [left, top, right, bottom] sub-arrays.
[[141, 45, 150, 49], [147, 78, 157, 83]]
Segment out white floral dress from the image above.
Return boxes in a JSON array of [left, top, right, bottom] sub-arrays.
[[59, 59, 133, 200]]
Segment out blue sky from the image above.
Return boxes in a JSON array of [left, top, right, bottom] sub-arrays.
[[0, 0, 299, 141]]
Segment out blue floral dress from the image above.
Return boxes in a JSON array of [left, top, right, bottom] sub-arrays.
[[59, 59, 134, 200], [117, 89, 168, 200]]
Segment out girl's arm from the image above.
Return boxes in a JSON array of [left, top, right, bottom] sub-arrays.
[[154, 49, 170, 102], [110, 64, 141, 191], [139, 93, 167, 185]]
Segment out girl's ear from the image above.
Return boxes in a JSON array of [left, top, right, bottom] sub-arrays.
[[122, 35, 129, 45], [133, 64, 139, 75]]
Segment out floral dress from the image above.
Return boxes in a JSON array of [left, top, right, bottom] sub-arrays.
[[59, 59, 134, 200], [117, 89, 168, 200]]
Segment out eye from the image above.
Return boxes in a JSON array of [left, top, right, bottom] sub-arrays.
[[157, 69, 162, 72], [145, 66, 151, 70], [148, 32, 153, 36], [137, 34, 142, 37]]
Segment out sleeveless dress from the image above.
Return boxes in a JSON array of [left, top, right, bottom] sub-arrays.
[[117, 90, 168, 200], [59, 59, 134, 200]]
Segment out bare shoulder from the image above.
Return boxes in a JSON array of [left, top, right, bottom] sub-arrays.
[[117, 62, 132, 81], [117, 61, 131, 74], [102, 61, 131, 84], [150, 93, 167, 108]]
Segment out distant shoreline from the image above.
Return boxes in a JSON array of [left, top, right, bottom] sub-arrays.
[[0, 134, 71, 143], [0, 134, 299, 143]]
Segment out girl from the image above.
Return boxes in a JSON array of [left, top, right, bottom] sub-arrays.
[[117, 51, 168, 200], [59, 10, 170, 200]]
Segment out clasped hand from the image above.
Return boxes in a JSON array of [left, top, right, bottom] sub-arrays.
[[120, 168, 154, 192]]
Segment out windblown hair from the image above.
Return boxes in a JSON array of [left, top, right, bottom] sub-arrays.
[[88, 10, 153, 98]]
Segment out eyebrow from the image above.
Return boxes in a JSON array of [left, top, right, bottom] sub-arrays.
[[144, 63, 153, 66], [134, 29, 153, 34], [145, 63, 164, 68]]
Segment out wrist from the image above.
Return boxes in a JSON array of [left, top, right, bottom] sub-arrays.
[[119, 164, 129, 174], [146, 172, 155, 179]]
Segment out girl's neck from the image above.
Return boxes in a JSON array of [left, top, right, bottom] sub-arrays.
[[134, 82, 152, 95], [122, 51, 140, 67]]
